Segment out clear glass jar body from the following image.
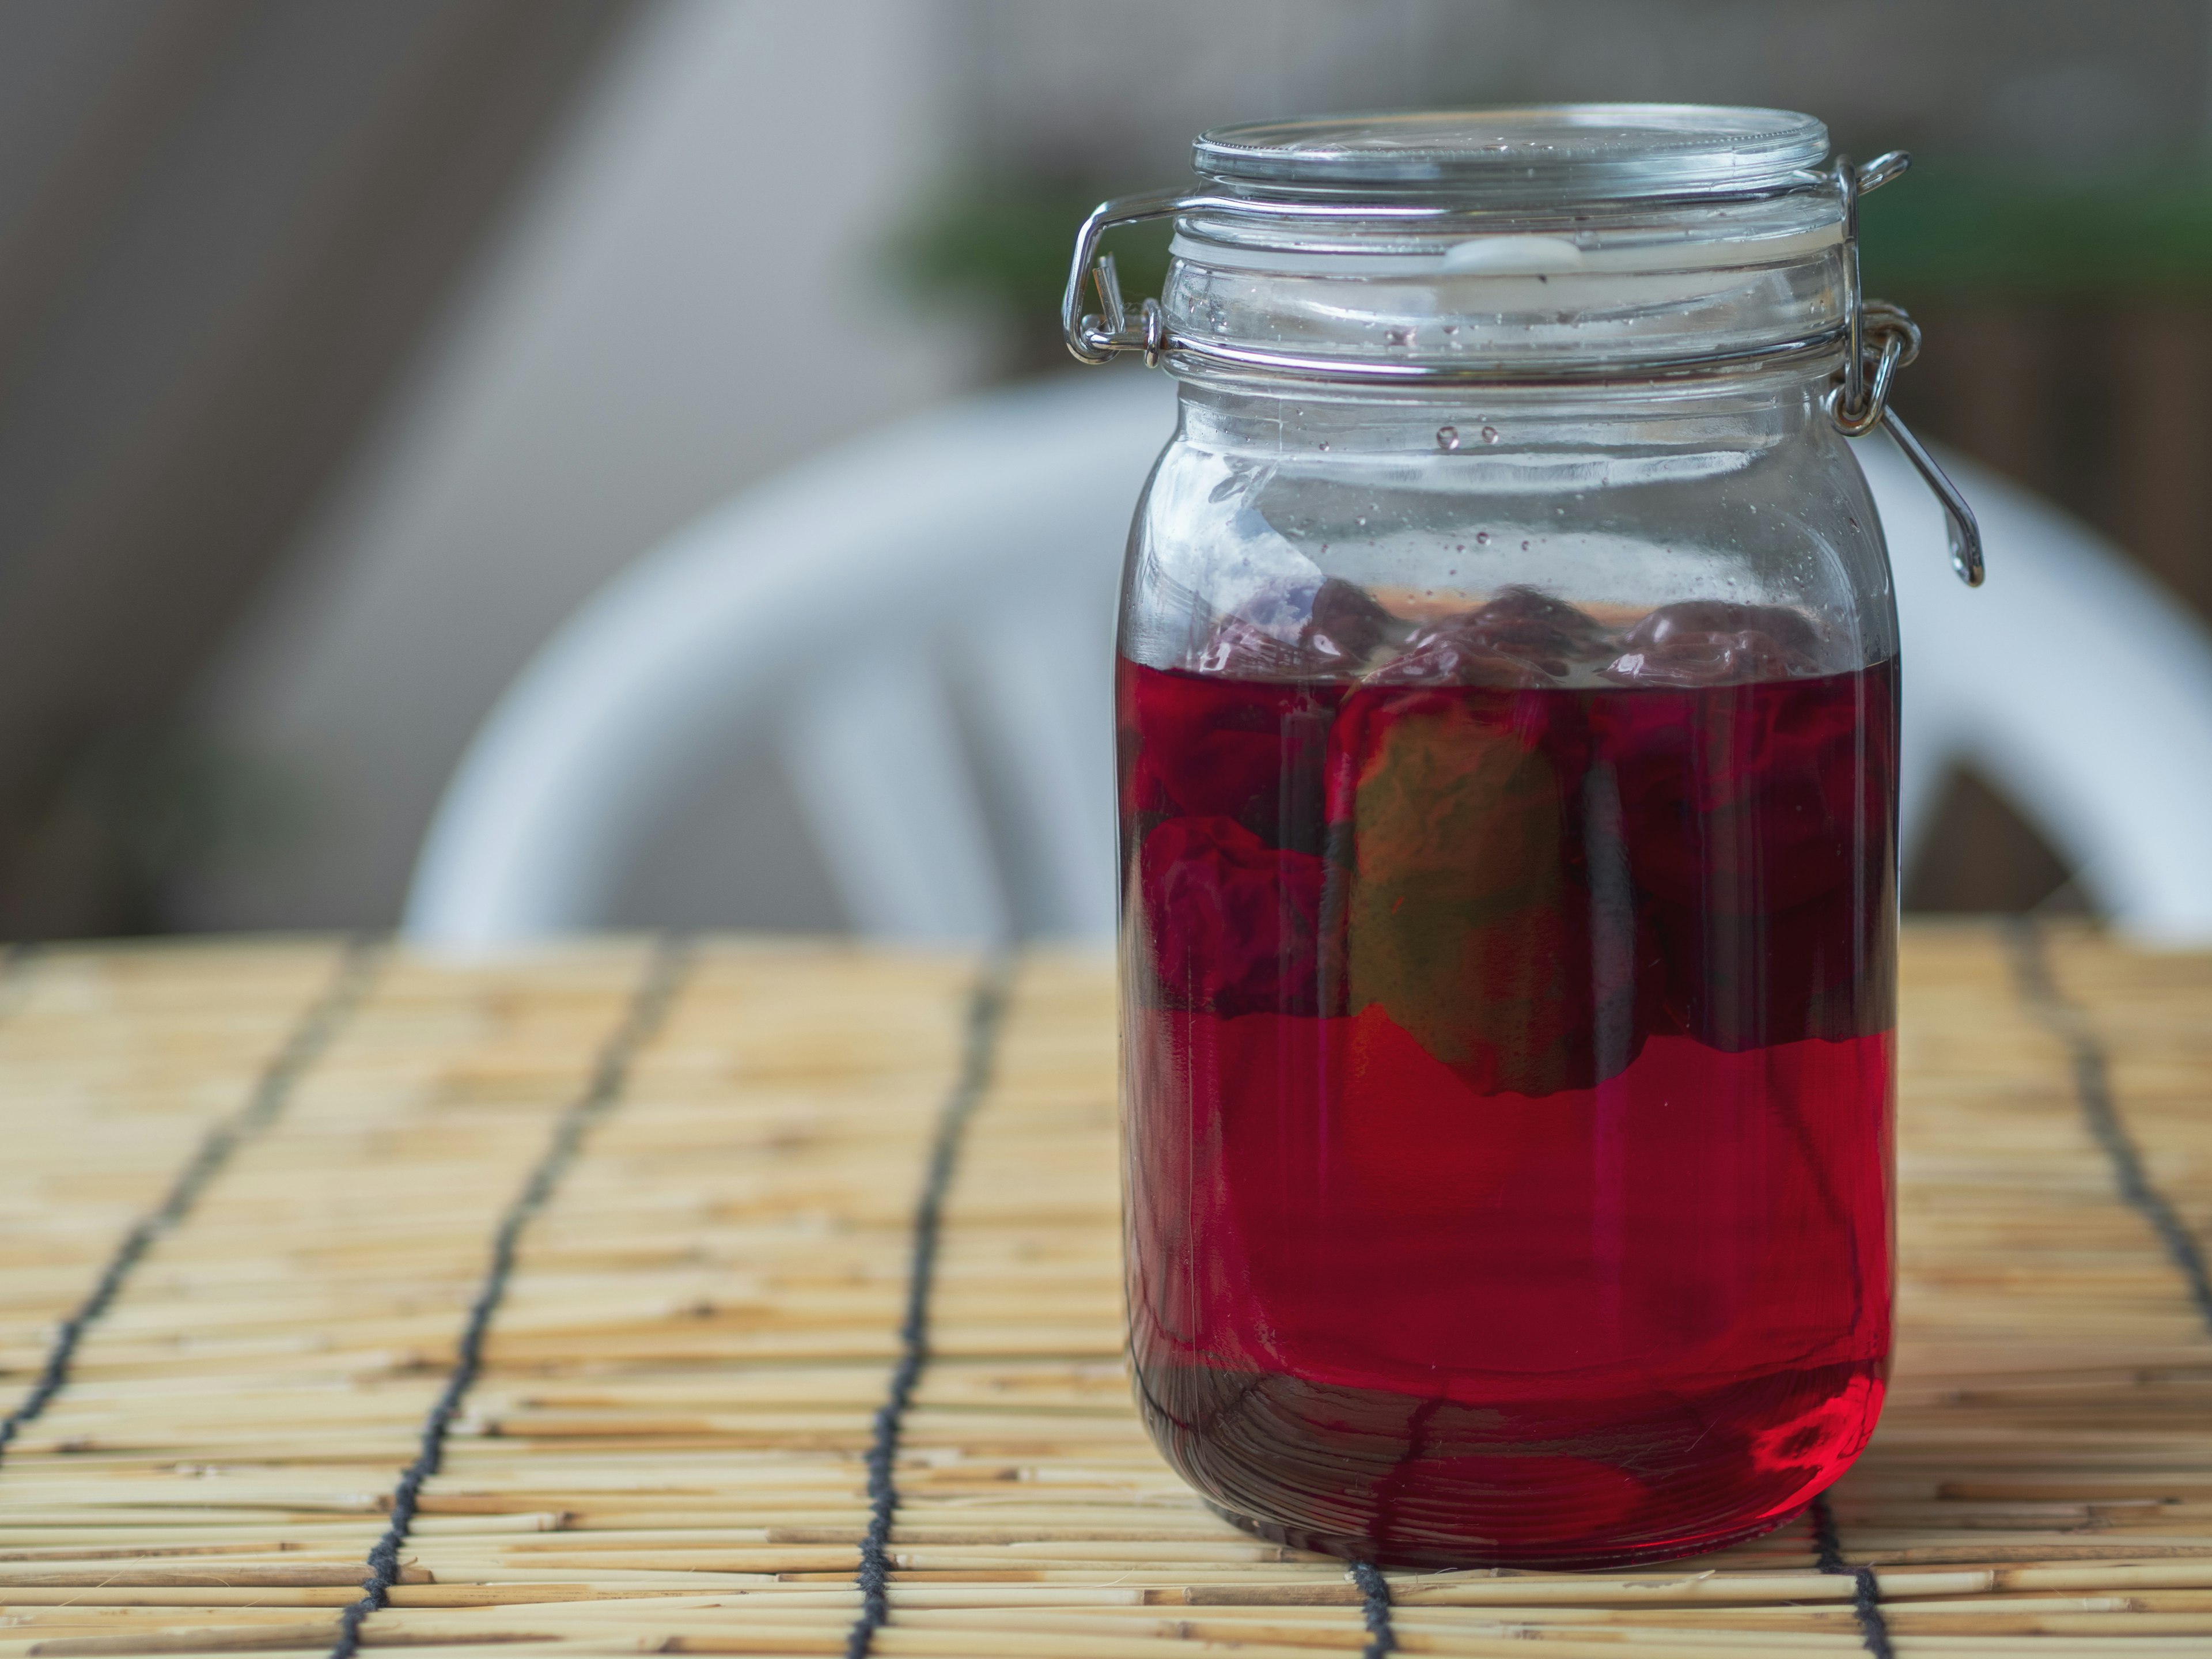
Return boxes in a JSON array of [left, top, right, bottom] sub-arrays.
[[1117, 367, 1897, 1569]]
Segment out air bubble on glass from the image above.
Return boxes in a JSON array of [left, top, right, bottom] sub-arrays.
[[1437, 425, 1461, 452], [1480, 425, 1499, 444]]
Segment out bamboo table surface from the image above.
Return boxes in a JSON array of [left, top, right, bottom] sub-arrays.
[[0, 923, 2206, 1658]]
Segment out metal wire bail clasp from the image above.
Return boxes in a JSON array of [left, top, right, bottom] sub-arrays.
[[1063, 189, 1185, 366], [1827, 300, 1919, 439], [1827, 152, 1986, 587]]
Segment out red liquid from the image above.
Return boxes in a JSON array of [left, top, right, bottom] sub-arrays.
[[1119, 655, 1896, 1567]]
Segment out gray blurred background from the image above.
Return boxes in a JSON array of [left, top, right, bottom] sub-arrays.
[[1, 0, 2205, 939]]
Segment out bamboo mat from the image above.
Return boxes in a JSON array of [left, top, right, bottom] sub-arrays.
[[0, 924, 2205, 1657]]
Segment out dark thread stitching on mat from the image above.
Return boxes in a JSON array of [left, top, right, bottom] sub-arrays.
[[329, 940, 690, 1659], [0, 938, 377, 1464], [1812, 1492, 1895, 1659], [845, 962, 1011, 1659], [1350, 1558, 1396, 1658], [2007, 919, 2212, 1332]]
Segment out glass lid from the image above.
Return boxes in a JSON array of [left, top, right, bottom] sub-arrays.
[[1194, 106, 1831, 203]]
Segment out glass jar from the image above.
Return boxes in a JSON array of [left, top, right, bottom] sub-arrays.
[[1070, 108, 1980, 1570]]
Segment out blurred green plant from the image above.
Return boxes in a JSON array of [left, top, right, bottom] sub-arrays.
[[58, 724, 319, 928], [1861, 161, 2212, 297]]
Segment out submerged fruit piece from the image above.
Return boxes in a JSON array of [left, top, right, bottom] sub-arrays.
[[1338, 689, 1592, 1095], [1138, 815, 1328, 1017], [1604, 600, 1831, 686], [1370, 586, 1614, 687]]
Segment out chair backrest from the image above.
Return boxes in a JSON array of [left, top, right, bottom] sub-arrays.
[[1865, 440, 2212, 943], [404, 370, 1175, 947], [406, 372, 2212, 949]]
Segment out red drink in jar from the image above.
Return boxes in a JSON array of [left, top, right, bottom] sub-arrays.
[[1119, 588, 1896, 1568]]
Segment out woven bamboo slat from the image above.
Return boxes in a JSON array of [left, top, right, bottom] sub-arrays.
[[0, 922, 2201, 1657]]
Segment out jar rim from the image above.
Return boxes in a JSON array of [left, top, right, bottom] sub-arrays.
[[1194, 106, 1831, 205]]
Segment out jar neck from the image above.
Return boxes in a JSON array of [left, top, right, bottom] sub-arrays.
[[1173, 365, 1834, 456], [1161, 184, 1847, 382]]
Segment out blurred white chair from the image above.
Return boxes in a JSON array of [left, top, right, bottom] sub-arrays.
[[405, 372, 2212, 949], [1862, 440, 2212, 944], [405, 370, 1175, 947]]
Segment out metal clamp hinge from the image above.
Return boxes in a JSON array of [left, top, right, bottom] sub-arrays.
[[1063, 188, 1187, 367], [1827, 153, 1985, 587], [1087, 253, 1165, 366]]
